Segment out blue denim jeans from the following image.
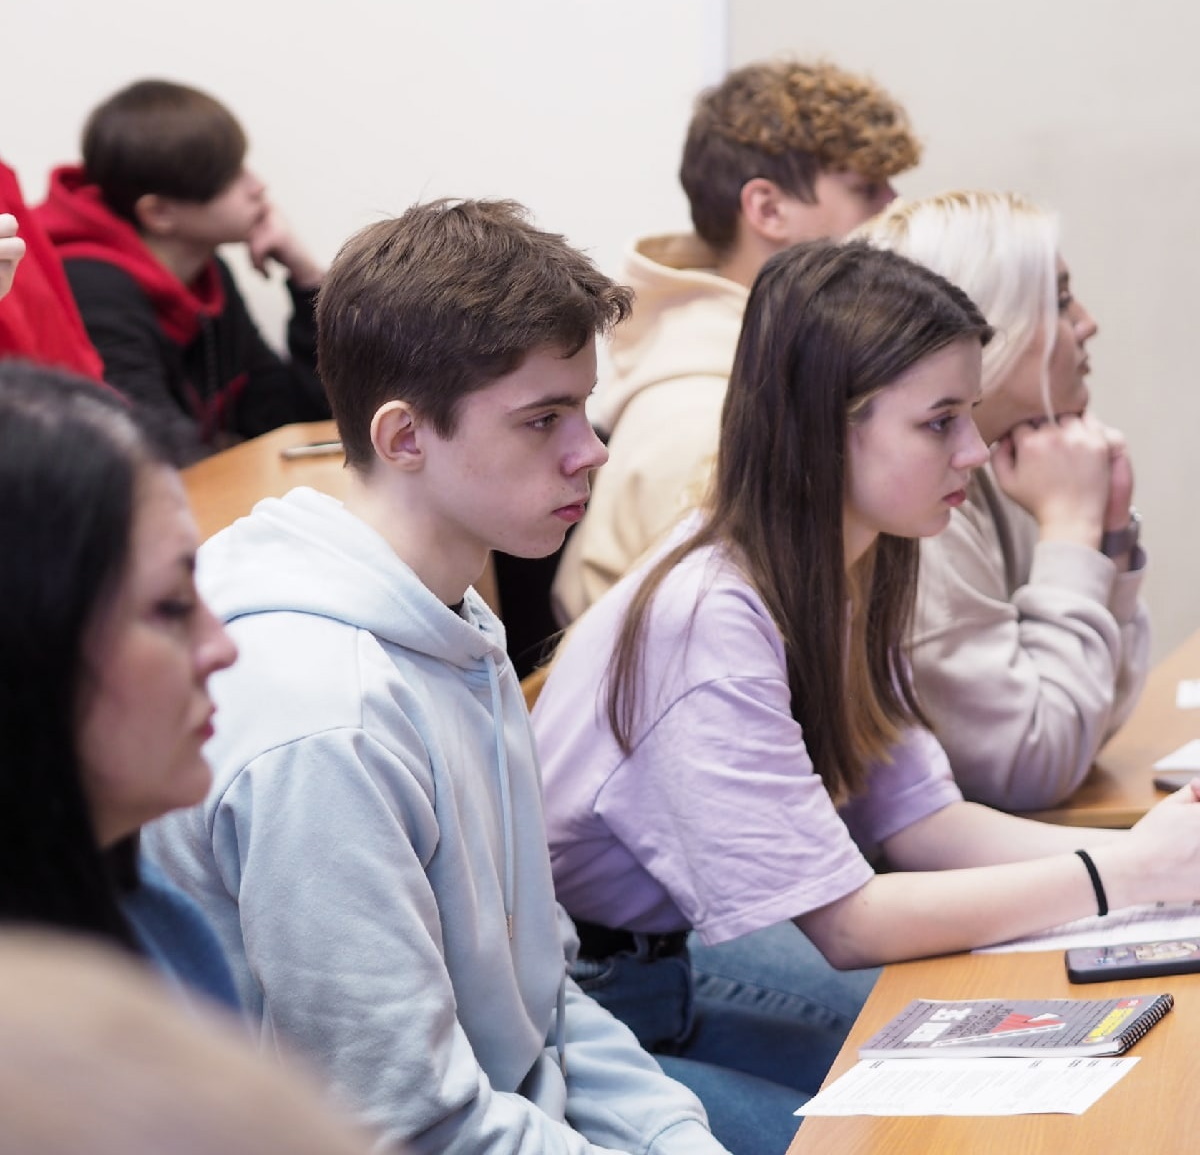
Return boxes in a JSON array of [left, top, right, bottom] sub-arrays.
[[571, 920, 879, 1155]]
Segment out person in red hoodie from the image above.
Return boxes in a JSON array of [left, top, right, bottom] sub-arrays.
[[0, 164, 106, 381], [38, 80, 330, 461]]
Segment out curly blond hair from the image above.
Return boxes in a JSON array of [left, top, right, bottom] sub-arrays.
[[681, 59, 920, 252]]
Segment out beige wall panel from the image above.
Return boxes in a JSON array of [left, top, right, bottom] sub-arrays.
[[733, 1, 1200, 654]]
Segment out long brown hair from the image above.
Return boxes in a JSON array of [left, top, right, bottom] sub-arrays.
[[606, 240, 991, 799]]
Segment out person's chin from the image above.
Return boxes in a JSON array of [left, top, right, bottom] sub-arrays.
[[494, 527, 569, 561], [178, 757, 214, 806], [1052, 386, 1090, 419], [922, 508, 955, 537]]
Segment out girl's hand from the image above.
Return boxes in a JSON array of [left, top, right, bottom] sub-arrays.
[[1099, 422, 1135, 534], [1098, 782, 1200, 910], [992, 412, 1110, 547]]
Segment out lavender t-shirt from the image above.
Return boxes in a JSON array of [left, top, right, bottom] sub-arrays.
[[532, 543, 962, 947]]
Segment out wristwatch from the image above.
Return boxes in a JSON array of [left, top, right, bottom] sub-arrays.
[[1100, 507, 1142, 559]]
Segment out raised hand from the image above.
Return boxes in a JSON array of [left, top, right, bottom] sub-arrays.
[[246, 202, 324, 289], [0, 214, 27, 301]]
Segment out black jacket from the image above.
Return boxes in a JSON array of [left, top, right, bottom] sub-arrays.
[[38, 165, 329, 462]]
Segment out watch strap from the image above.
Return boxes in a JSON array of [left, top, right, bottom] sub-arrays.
[[1100, 508, 1141, 559]]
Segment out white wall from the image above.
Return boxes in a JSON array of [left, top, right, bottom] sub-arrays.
[[5, 0, 724, 343], [13, 1, 1193, 653], [733, 0, 1200, 657]]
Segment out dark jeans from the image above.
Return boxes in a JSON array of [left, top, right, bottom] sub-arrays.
[[572, 921, 879, 1155]]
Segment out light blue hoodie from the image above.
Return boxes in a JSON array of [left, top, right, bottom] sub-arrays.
[[143, 488, 723, 1155]]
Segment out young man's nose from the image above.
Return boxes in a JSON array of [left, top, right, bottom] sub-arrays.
[[567, 423, 609, 475]]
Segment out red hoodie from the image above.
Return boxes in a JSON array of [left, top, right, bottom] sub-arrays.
[[0, 161, 105, 381], [36, 165, 225, 346]]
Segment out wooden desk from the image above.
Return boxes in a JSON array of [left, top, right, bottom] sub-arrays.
[[786, 632, 1200, 1152], [182, 421, 499, 610], [787, 949, 1200, 1154], [182, 421, 349, 540], [1026, 628, 1200, 828]]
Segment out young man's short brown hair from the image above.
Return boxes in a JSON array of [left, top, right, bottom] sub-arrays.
[[82, 79, 247, 224], [680, 59, 920, 254], [317, 199, 633, 470]]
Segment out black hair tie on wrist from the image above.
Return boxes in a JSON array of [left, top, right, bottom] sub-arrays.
[[1076, 849, 1109, 917]]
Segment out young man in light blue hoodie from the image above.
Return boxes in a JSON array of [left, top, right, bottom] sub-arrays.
[[144, 200, 741, 1155]]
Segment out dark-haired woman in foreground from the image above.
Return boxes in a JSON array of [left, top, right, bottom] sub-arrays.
[[531, 240, 1200, 1147], [0, 362, 238, 1004]]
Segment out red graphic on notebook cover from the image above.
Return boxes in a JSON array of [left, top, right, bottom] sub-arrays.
[[935, 1012, 1067, 1047]]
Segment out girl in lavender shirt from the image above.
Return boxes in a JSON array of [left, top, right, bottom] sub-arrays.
[[532, 240, 1200, 1142]]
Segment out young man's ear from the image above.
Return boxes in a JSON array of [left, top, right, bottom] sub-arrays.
[[132, 193, 178, 238], [738, 177, 805, 246], [370, 400, 424, 471]]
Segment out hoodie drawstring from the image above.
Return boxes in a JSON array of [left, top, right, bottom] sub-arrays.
[[485, 655, 515, 940], [555, 978, 567, 1077], [484, 650, 566, 1075]]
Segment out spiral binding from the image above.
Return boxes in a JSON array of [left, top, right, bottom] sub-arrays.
[[1116, 993, 1175, 1050]]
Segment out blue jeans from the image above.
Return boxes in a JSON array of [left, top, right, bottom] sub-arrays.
[[572, 921, 879, 1155]]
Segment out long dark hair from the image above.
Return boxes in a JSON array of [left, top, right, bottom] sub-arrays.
[[607, 240, 991, 799], [0, 362, 171, 948]]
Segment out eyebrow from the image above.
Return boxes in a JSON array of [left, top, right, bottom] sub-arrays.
[[509, 391, 591, 416]]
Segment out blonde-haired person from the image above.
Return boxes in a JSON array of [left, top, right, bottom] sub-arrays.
[[855, 190, 1148, 810]]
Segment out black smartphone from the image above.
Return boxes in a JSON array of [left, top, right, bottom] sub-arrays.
[[1153, 769, 1200, 792], [1066, 938, 1200, 983]]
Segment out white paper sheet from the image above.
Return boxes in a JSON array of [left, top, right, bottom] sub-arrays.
[[1175, 680, 1200, 709], [974, 901, 1200, 954], [795, 1056, 1137, 1117], [1154, 738, 1200, 770]]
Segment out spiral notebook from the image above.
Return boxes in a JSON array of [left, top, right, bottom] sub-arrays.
[[859, 994, 1174, 1059]]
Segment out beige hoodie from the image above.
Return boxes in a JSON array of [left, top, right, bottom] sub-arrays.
[[912, 466, 1150, 811], [552, 234, 748, 623]]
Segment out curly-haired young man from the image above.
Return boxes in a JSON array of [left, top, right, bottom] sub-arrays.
[[553, 59, 920, 622]]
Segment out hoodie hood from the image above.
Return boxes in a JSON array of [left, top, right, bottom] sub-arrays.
[[200, 485, 518, 955], [36, 165, 224, 346], [200, 487, 506, 669], [592, 232, 748, 433]]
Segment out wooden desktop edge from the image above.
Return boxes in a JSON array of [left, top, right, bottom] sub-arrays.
[[785, 948, 1200, 1154], [1022, 626, 1200, 828], [786, 629, 1200, 1152]]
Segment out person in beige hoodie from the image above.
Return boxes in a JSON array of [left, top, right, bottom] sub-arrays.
[[552, 59, 920, 623]]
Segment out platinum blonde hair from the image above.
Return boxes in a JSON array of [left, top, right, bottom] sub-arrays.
[[852, 190, 1059, 412]]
